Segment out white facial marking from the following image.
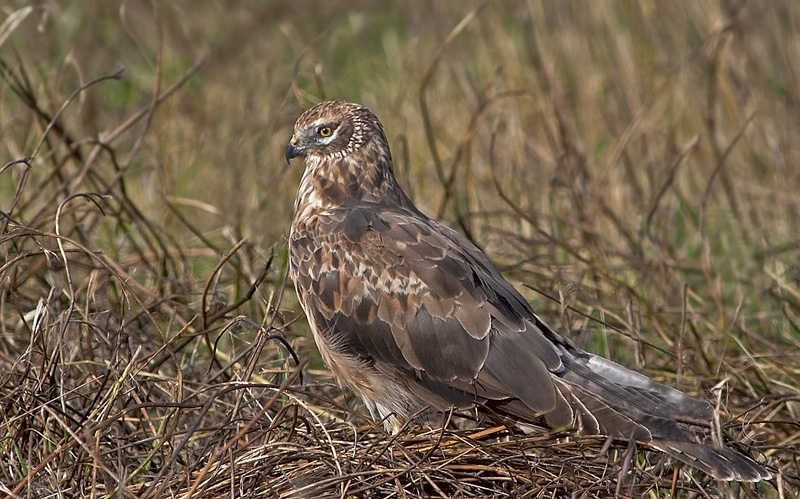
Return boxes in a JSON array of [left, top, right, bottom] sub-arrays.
[[308, 118, 339, 145]]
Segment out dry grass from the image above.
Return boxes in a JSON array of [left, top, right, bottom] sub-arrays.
[[1, 1, 799, 497]]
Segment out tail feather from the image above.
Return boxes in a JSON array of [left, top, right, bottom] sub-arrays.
[[537, 352, 771, 481], [657, 441, 772, 482], [562, 354, 715, 423]]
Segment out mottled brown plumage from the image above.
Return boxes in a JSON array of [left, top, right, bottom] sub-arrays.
[[286, 100, 770, 481]]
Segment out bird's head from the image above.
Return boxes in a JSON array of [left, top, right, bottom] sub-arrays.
[[285, 100, 389, 165]]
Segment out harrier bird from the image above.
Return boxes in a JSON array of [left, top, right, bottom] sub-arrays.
[[286, 100, 769, 481]]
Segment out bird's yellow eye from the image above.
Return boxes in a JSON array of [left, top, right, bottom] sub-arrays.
[[318, 126, 333, 137]]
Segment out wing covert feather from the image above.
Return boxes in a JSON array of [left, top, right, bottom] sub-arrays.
[[292, 205, 565, 402]]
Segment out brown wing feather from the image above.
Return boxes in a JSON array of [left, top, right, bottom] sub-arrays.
[[291, 203, 572, 413], [293, 203, 738, 445]]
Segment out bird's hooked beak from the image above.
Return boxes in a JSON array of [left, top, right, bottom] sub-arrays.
[[285, 134, 302, 165]]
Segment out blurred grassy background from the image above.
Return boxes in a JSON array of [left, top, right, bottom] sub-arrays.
[[1, 1, 799, 497]]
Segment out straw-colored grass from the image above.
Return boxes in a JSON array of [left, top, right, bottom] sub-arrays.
[[1, 2, 798, 497]]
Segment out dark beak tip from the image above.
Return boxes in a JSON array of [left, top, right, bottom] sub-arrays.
[[285, 143, 298, 165]]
